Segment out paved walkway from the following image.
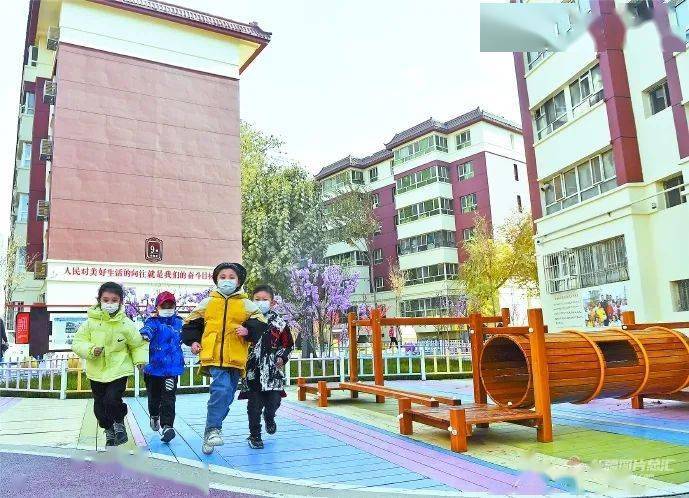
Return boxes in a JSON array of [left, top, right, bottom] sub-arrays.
[[1, 380, 688, 497]]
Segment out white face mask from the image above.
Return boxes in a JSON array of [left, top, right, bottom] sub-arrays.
[[101, 302, 120, 314], [254, 300, 271, 314], [158, 309, 175, 318], [217, 279, 238, 295]]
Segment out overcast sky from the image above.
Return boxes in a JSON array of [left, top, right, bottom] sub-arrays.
[[0, 0, 518, 241]]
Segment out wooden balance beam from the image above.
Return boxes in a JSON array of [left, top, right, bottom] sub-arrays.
[[297, 379, 462, 408], [398, 399, 542, 452]]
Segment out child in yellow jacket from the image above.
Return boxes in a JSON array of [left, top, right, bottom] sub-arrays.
[[72, 282, 148, 446], [182, 262, 267, 455]]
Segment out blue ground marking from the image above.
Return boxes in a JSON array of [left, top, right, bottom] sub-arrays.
[[552, 404, 689, 433], [283, 400, 537, 475], [126, 398, 175, 458], [553, 414, 689, 446], [157, 394, 447, 489], [130, 398, 203, 463]]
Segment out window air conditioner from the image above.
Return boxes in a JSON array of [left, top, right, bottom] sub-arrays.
[[36, 200, 50, 221], [43, 80, 57, 105], [40, 139, 53, 161], [47, 27, 60, 51], [34, 261, 47, 280]]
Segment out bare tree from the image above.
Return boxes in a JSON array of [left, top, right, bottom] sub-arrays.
[[326, 184, 382, 305], [387, 257, 405, 338]]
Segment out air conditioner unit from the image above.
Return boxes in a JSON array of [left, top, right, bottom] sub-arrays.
[[40, 139, 53, 161], [47, 27, 60, 51], [43, 80, 57, 105], [34, 261, 47, 280], [36, 200, 50, 221]]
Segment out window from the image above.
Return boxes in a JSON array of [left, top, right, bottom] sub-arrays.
[[322, 171, 349, 192], [396, 197, 454, 224], [351, 170, 364, 184], [374, 277, 384, 291], [395, 165, 450, 194], [513, 163, 519, 181], [535, 90, 568, 140], [458, 161, 474, 181], [674, 0, 689, 41], [544, 236, 629, 293], [456, 130, 471, 150], [393, 135, 448, 165], [673, 279, 689, 311], [398, 230, 456, 255], [664, 174, 686, 208], [16, 247, 27, 272], [517, 195, 523, 212], [460, 193, 477, 213], [324, 251, 370, 267], [400, 295, 462, 317], [510, 134, 516, 149], [21, 92, 35, 116], [389, 160, 394, 174], [27, 45, 38, 67], [369, 167, 378, 182], [576, 0, 592, 14], [628, 0, 654, 21], [371, 192, 380, 208], [17, 194, 29, 223], [570, 65, 604, 116], [20, 142, 32, 168], [404, 263, 458, 286], [648, 81, 671, 115], [543, 249, 579, 293], [526, 50, 550, 70], [373, 248, 383, 264], [543, 150, 616, 214], [462, 227, 475, 241]]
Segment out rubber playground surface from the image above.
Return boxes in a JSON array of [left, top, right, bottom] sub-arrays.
[[1, 379, 688, 497]]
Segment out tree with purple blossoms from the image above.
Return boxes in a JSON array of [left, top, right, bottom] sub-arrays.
[[286, 260, 359, 357]]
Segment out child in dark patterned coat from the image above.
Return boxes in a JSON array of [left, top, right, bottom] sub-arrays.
[[239, 284, 294, 449]]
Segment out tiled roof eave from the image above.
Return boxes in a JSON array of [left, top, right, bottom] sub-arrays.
[[90, 0, 272, 44]]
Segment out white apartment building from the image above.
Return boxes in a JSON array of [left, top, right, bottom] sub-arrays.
[[514, 0, 689, 328], [316, 108, 535, 331]]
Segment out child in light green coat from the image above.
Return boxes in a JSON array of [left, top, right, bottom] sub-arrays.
[[72, 282, 148, 446]]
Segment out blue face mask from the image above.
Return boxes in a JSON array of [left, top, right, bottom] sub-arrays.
[[217, 279, 238, 295], [254, 300, 271, 314]]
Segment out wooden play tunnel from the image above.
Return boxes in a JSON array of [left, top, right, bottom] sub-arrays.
[[479, 327, 689, 408]]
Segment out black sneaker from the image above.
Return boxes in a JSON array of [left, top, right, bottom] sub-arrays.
[[161, 426, 176, 443], [264, 416, 277, 435], [247, 436, 264, 449], [149, 416, 160, 432], [113, 422, 128, 446], [105, 428, 116, 447]]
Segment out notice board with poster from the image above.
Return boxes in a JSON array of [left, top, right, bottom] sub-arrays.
[[50, 313, 88, 351]]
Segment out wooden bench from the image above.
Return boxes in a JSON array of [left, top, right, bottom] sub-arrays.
[[296, 379, 347, 407], [398, 399, 542, 453], [297, 378, 462, 408], [340, 381, 462, 407]]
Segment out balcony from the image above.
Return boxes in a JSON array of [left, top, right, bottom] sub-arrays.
[[398, 247, 459, 271], [535, 101, 610, 180], [18, 113, 34, 142], [397, 214, 456, 240], [394, 182, 453, 209], [14, 167, 30, 195]]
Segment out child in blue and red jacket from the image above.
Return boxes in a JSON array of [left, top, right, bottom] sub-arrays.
[[140, 291, 184, 443]]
